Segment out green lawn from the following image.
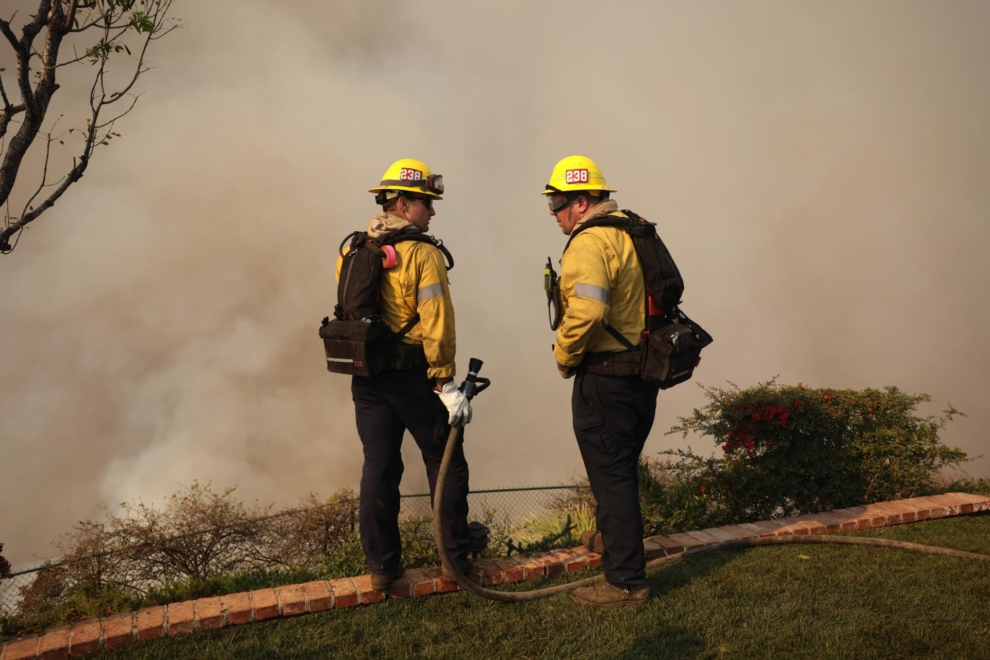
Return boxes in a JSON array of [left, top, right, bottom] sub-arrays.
[[104, 513, 990, 660]]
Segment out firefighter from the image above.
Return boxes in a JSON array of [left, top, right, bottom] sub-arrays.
[[338, 158, 473, 591], [544, 155, 658, 607]]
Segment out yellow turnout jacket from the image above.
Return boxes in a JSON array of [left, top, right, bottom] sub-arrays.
[[553, 203, 646, 375]]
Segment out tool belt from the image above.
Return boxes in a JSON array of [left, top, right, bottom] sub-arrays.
[[388, 341, 429, 372], [579, 347, 643, 377]]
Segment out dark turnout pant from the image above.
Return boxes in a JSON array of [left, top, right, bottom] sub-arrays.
[[351, 369, 471, 575], [572, 371, 659, 590]]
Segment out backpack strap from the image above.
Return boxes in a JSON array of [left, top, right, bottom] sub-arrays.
[[339, 231, 363, 257], [394, 313, 421, 339], [562, 214, 634, 253], [432, 238, 455, 271], [604, 323, 637, 351], [377, 230, 455, 271]]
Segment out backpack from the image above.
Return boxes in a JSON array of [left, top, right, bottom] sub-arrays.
[[562, 210, 713, 389], [320, 228, 453, 376]]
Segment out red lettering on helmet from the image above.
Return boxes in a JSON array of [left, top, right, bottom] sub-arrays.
[[565, 169, 589, 184], [400, 168, 423, 181]]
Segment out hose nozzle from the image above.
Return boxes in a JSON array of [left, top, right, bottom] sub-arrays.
[[459, 357, 490, 400]]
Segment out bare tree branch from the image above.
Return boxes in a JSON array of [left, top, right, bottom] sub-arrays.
[[61, 0, 79, 35], [0, 22, 20, 53], [0, 68, 11, 108], [0, 1, 65, 219], [95, 95, 140, 129], [0, 0, 178, 254], [20, 1, 54, 45], [0, 100, 27, 141], [21, 116, 60, 219], [0, 71, 24, 137]]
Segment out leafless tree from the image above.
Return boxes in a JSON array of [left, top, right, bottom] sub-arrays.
[[0, 0, 178, 254]]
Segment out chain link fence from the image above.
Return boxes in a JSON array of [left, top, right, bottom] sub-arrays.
[[399, 485, 588, 525], [1, 569, 38, 618], [1, 484, 589, 619]]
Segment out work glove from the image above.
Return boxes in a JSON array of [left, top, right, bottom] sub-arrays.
[[557, 362, 576, 379], [436, 380, 473, 427]]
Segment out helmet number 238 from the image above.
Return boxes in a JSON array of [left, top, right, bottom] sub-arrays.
[[400, 168, 423, 181], [565, 169, 589, 184]]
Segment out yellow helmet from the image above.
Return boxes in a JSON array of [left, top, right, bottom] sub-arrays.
[[368, 158, 444, 202], [541, 155, 616, 195]]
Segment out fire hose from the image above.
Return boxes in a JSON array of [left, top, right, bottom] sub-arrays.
[[432, 358, 990, 603]]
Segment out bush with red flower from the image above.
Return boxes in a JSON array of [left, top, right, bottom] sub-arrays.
[[637, 380, 969, 535]]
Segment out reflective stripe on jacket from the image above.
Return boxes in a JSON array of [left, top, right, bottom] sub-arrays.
[[336, 239, 456, 379], [553, 211, 646, 370]]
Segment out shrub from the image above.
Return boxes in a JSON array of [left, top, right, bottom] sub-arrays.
[[0, 483, 361, 640], [637, 456, 722, 536], [105, 482, 276, 583], [264, 491, 358, 567], [0, 544, 10, 579], [644, 380, 970, 532], [4, 561, 140, 638]]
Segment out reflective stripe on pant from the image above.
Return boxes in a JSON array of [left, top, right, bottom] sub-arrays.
[[572, 371, 659, 590], [351, 370, 471, 574]]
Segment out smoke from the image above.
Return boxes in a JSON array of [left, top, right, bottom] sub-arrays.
[[2, 0, 988, 569]]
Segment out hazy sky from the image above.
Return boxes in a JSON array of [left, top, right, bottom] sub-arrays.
[[2, 1, 988, 569]]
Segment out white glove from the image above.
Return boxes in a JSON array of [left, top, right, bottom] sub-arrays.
[[435, 381, 473, 427]]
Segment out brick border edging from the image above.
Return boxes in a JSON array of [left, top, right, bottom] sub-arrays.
[[3, 492, 988, 659]]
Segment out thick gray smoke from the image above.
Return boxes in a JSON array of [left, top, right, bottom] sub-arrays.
[[2, 1, 988, 569]]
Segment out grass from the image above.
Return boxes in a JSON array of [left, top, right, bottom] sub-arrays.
[[101, 512, 990, 660]]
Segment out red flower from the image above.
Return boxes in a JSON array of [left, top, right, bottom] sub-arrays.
[[699, 486, 707, 494]]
